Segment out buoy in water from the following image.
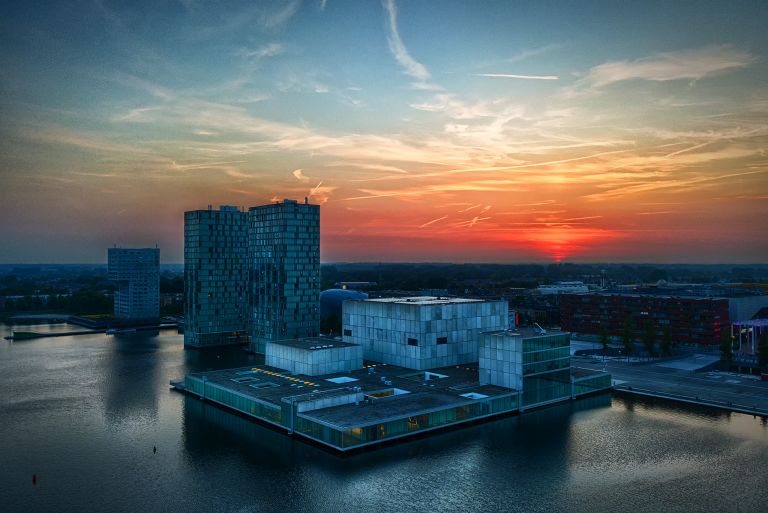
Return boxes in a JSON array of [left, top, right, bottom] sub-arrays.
[[153, 445, 157, 454], [32, 474, 37, 485]]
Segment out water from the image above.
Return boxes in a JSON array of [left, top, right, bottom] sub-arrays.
[[1, 324, 767, 513]]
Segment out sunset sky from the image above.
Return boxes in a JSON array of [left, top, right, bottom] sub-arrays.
[[1, 0, 766, 263]]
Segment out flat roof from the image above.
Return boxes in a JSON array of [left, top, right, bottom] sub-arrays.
[[360, 296, 496, 306], [269, 337, 358, 350], [186, 362, 516, 425]]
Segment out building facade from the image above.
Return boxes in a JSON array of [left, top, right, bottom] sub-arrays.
[[108, 247, 160, 320], [342, 297, 509, 370], [184, 206, 249, 348], [560, 293, 729, 345], [479, 328, 573, 409], [248, 199, 320, 353], [265, 338, 363, 376]]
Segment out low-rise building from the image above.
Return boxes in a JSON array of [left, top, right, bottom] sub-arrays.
[[480, 328, 574, 409], [342, 296, 509, 369], [265, 338, 363, 376]]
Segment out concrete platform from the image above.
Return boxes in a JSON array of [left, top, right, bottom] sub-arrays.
[[571, 355, 768, 416]]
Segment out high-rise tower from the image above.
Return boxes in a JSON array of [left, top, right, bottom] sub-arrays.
[[248, 199, 320, 353], [108, 247, 160, 321], [184, 206, 249, 348]]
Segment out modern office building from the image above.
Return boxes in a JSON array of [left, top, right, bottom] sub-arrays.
[[184, 206, 249, 348], [342, 296, 509, 369], [107, 247, 160, 320], [174, 349, 610, 451], [480, 328, 575, 410], [560, 292, 731, 345], [248, 199, 320, 353]]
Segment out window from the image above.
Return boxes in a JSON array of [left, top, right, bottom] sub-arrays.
[[436, 337, 448, 345], [344, 329, 352, 337], [407, 338, 418, 346]]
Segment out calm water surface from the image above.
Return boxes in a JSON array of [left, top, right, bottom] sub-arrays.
[[1, 324, 766, 513]]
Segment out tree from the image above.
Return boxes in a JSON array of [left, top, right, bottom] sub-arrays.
[[719, 326, 733, 364], [642, 321, 656, 358], [621, 317, 635, 358], [599, 326, 610, 354], [758, 330, 768, 371], [660, 326, 673, 357]]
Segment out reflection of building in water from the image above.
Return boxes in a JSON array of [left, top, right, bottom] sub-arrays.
[[102, 335, 161, 426], [182, 395, 300, 466]]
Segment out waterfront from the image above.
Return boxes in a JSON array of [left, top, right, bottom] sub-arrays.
[[1, 324, 767, 513]]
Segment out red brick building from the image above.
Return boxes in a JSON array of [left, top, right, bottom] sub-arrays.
[[560, 293, 730, 345]]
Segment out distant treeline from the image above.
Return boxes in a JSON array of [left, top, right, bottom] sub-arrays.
[[320, 263, 768, 291], [2, 291, 113, 315]]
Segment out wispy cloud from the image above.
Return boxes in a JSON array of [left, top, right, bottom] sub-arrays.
[[506, 45, 560, 64], [382, 0, 434, 88], [475, 73, 559, 80], [292, 168, 309, 182], [582, 45, 754, 88], [308, 181, 336, 204], [419, 215, 448, 228], [237, 42, 286, 60], [261, 0, 301, 29]]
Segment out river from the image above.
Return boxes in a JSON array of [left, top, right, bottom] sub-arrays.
[[1, 324, 766, 512]]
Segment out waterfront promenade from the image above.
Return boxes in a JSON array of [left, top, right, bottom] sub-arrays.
[[572, 354, 768, 417]]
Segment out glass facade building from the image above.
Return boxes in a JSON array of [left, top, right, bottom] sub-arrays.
[[295, 393, 519, 450], [249, 200, 320, 353], [178, 358, 611, 452], [572, 372, 612, 397], [184, 206, 249, 348], [522, 332, 572, 408], [108, 247, 160, 320]]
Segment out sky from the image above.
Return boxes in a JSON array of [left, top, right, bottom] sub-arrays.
[[0, 0, 767, 264]]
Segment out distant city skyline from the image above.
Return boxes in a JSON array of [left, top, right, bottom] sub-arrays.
[[1, 0, 767, 263]]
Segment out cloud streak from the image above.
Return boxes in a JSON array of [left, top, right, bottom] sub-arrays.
[[383, 0, 433, 86], [582, 45, 754, 88], [475, 73, 559, 80]]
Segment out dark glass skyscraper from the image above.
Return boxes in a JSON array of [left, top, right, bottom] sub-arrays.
[[248, 199, 320, 353], [184, 206, 249, 348]]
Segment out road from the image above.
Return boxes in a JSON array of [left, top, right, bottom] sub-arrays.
[[572, 353, 768, 416]]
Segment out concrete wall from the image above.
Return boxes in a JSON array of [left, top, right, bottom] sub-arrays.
[[266, 342, 363, 376], [293, 391, 364, 413], [342, 299, 509, 370], [479, 332, 523, 390]]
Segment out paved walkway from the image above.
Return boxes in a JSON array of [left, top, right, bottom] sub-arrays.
[[571, 354, 768, 416]]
